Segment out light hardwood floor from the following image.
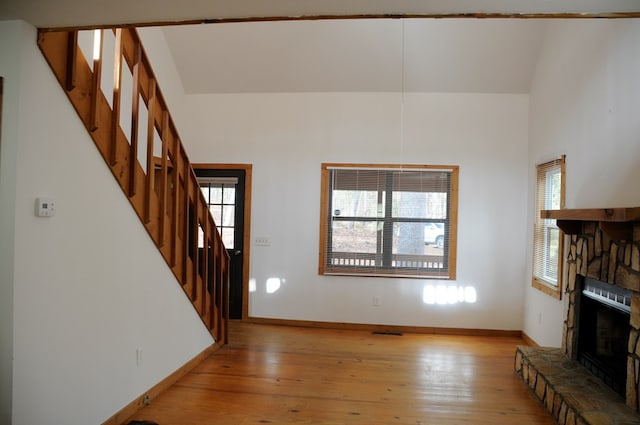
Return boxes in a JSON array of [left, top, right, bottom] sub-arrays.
[[126, 322, 554, 424]]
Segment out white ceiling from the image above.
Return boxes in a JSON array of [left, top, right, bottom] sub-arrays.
[[160, 19, 548, 94], [1, 0, 638, 95]]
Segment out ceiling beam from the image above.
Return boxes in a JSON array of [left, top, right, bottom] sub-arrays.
[[34, 11, 640, 32], [2, 0, 640, 30]]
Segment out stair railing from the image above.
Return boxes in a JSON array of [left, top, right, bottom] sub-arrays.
[[37, 27, 229, 343]]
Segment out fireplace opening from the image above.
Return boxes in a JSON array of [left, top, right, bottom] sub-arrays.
[[577, 277, 631, 398]]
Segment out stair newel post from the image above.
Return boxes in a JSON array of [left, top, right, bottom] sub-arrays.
[[89, 29, 103, 132], [144, 78, 157, 224], [110, 28, 123, 166], [129, 41, 142, 197]]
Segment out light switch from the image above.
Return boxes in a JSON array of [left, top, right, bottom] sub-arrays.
[[255, 237, 270, 246], [35, 197, 55, 217]]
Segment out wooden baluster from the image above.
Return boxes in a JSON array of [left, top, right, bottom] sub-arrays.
[[208, 221, 217, 331], [158, 111, 169, 247], [222, 254, 229, 344], [207, 235, 216, 330], [89, 29, 103, 132], [170, 140, 180, 267], [144, 78, 156, 223], [182, 153, 190, 285], [201, 217, 209, 319], [217, 234, 225, 341], [199, 217, 206, 317], [129, 42, 141, 197], [211, 239, 218, 339], [110, 28, 123, 166], [189, 195, 202, 301], [211, 217, 223, 332], [65, 31, 78, 91], [192, 189, 200, 302]]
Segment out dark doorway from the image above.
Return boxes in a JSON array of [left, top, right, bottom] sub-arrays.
[[195, 167, 249, 320]]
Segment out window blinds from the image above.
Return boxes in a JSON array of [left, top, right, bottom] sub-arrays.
[[532, 156, 565, 287]]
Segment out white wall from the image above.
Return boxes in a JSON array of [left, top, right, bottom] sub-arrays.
[[138, 27, 186, 126], [4, 21, 214, 425], [0, 19, 22, 425], [524, 19, 640, 347], [177, 90, 530, 330]]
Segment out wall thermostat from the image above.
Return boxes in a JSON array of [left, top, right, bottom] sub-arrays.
[[35, 197, 56, 217]]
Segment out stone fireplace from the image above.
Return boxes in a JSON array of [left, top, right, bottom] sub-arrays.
[[562, 219, 640, 409], [515, 208, 640, 425]]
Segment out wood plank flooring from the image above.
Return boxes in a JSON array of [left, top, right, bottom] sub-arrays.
[[126, 322, 554, 424]]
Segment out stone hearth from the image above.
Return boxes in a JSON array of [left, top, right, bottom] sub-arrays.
[[516, 213, 640, 424], [515, 346, 640, 425]]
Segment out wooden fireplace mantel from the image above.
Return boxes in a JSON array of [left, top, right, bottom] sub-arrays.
[[541, 207, 640, 240]]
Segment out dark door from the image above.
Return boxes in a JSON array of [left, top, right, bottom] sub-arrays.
[[196, 169, 245, 319]]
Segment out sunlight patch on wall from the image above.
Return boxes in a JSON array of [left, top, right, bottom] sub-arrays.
[[423, 284, 477, 305], [266, 277, 283, 294], [249, 277, 286, 294]]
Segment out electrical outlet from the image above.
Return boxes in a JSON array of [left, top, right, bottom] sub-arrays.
[[136, 348, 143, 367], [373, 296, 381, 307]]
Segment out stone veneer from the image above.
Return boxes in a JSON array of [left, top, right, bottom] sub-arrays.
[[515, 221, 640, 424]]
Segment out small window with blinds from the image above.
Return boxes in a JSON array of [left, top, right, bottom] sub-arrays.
[[319, 164, 458, 279], [532, 156, 565, 299]]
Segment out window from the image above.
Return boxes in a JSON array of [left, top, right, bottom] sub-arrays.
[[532, 156, 565, 298], [319, 164, 458, 279], [198, 177, 238, 249]]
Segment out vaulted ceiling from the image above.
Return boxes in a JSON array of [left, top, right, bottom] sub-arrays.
[[1, 0, 638, 94], [159, 19, 547, 94]]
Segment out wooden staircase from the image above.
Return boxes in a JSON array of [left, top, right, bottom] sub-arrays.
[[37, 27, 229, 343]]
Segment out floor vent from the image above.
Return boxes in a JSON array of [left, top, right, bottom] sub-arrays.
[[372, 331, 403, 336]]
